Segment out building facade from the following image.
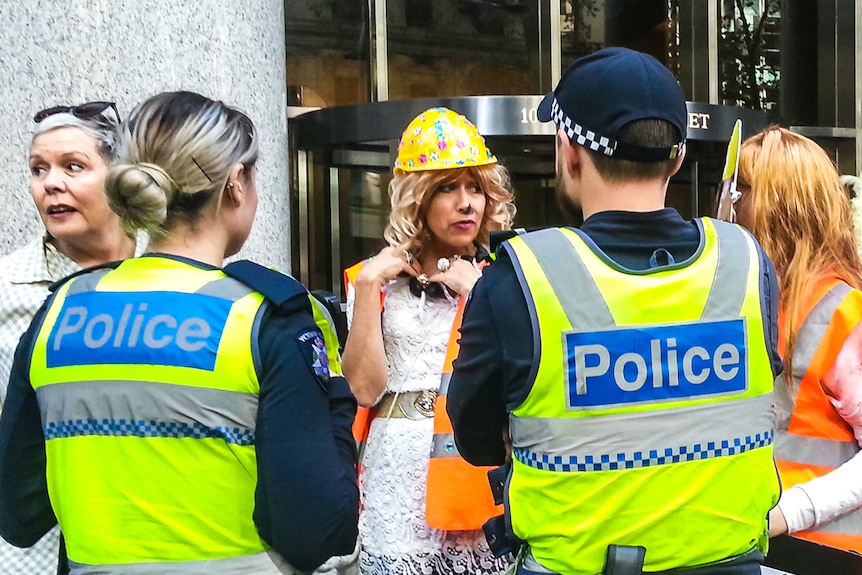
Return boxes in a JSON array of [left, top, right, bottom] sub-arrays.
[[287, 0, 862, 296], [1, 0, 860, 285]]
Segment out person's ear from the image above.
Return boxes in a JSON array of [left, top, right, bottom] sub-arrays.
[[224, 164, 245, 206], [669, 144, 687, 178], [557, 129, 580, 180]]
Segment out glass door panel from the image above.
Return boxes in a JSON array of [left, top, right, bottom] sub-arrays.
[[286, 0, 371, 107], [385, 0, 543, 99]]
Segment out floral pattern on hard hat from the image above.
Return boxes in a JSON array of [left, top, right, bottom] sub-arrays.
[[393, 107, 497, 175]]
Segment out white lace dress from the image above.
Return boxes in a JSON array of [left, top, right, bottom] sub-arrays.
[[347, 277, 510, 575]]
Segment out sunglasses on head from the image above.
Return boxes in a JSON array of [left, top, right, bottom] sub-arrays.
[[33, 101, 120, 124]]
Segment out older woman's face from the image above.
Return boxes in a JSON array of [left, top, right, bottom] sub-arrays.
[[29, 127, 118, 249]]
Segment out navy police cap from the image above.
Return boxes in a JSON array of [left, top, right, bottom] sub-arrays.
[[538, 47, 687, 162]]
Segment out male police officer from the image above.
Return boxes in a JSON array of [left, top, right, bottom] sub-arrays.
[[447, 47, 782, 575]]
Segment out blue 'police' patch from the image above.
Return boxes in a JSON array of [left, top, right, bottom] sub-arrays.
[[46, 291, 231, 371], [297, 329, 330, 382], [565, 319, 747, 409]]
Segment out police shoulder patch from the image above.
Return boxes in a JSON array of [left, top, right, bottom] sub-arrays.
[[297, 328, 330, 387]]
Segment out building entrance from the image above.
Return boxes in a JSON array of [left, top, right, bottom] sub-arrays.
[[288, 96, 766, 296]]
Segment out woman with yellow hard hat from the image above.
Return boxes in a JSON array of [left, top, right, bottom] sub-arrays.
[[342, 107, 516, 575]]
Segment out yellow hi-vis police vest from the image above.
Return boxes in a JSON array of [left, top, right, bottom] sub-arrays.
[[504, 219, 779, 574], [29, 256, 274, 568]]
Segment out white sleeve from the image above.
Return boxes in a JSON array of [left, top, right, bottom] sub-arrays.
[[778, 449, 862, 533], [780, 309, 862, 533]]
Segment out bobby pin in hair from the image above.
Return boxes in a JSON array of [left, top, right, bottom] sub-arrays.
[[191, 156, 213, 183]]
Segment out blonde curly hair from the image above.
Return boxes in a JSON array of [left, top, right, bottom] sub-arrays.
[[383, 165, 515, 259], [840, 173, 862, 256]]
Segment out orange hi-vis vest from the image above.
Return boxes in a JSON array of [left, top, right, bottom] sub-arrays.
[[344, 261, 501, 531], [775, 273, 862, 553]]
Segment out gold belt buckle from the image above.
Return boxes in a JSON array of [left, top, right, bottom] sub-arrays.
[[412, 389, 437, 418]]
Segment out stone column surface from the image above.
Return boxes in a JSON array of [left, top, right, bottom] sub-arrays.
[[0, 0, 290, 271]]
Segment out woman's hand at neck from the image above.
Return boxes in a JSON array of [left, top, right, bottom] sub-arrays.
[[420, 250, 482, 298]]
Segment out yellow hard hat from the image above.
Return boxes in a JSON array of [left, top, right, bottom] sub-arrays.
[[393, 107, 497, 175]]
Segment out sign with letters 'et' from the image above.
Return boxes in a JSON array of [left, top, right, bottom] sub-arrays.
[[47, 291, 230, 371], [565, 319, 748, 408]]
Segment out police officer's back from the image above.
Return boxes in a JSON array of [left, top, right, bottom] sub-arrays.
[[447, 48, 781, 575], [0, 91, 359, 574]]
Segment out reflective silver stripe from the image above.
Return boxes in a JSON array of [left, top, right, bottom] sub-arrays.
[[807, 506, 862, 536], [429, 374, 458, 459], [515, 228, 616, 329], [64, 268, 254, 302], [430, 432, 461, 458], [774, 430, 859, 467], [514, 223, 751, 330], [69, 550, 297, 574], [195, 276, 257, 300], [519, 549, 558, 575], [310, 297, 335, 329], [251, 298, 267, 379], [791, 283, 852, 383], [65, 269, 112, 296], [510, 394, 772, 471], [774, 284, 858, 469], [36, 380, 257, 445], [700, 221, 750, 320], [439, 372, 451, 397]]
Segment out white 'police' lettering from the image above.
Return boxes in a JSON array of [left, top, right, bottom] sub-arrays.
[[53, 303, 211, 352], [565, 320, 747, 408], [46, 291, 231, 371], [574, 337, 740, 395]]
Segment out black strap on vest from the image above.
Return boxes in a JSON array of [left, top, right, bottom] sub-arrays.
[[604, 545, 646, 575], [490, 228, 536, 255], [311, 289, 348, 350], [223, 260, 311, 316]]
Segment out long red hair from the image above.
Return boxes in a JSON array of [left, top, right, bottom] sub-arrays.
[[737, 127, 862, 382]]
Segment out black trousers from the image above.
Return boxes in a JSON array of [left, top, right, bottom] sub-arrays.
[[763, 535, 862, 575]]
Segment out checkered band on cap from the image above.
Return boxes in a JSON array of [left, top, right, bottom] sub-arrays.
[[550, 97, 617, 157]]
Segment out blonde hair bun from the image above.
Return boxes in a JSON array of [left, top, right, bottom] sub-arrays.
[[106, 162, 177, 235]]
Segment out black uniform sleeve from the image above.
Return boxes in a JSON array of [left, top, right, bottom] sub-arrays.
[[0, 304, 57, 547], [756, 244, 783, 379], [448, 253, 534, 467], [253, 303, 359, 572]]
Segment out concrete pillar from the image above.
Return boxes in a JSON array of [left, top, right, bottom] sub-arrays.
[[0, 0, 290, 271]]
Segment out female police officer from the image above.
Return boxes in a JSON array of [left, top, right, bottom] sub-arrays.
[[0, 91, 358, 574]]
